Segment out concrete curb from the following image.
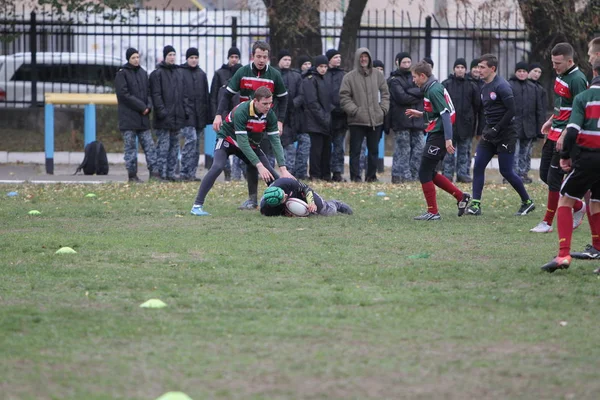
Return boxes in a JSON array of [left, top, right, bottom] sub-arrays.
[[0, 151, 543, 170]]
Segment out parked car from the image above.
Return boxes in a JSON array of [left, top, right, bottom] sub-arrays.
[[0, 52, 122, 107]]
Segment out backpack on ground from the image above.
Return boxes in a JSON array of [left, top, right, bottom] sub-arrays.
[[74, 141, 109, 175]]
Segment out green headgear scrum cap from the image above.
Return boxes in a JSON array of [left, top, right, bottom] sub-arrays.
[[263, 186, 284, 206]]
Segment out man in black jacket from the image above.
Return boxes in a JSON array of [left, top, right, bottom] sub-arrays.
[[509, 61, 545, 183], [209, 47, 241, 181], [324, 49, 347, 182], [180, 47, 210, 181], [275, 50, 303, 176], [149, 45, 190, 181], [467, 58, 485, 138], [293, 55, 312, 179], [442, 58, 480, 183], [388, 52, 424, 183], [115, 48, 158, 182]]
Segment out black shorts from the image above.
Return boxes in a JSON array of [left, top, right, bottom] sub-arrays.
[[215, 137, 265, 167], [422, 134, 446, 161], [478, 135, 516, 154], [560, 152, 600, 200]]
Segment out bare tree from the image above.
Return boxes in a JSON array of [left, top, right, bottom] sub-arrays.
[[337, 0, 368, 70]]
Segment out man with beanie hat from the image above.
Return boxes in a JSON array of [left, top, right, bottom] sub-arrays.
[[292, 54, 312, 179], [149, 45, 190, 181], [509, 60, 545, 184], [423, 57, 434, 68], [115, 48, 158, 182], [324, 48, 348, 182], [210, 46, 241, 181], [388, 51, 424, 183], [339, 47, 390, 182], [275, 49, 303, 177], [528, 62, 548, 138], [467, 58, 485, 138], [441, 57, 481, 183], [213, 40, 289, 210], [179, 47, 211, 181]]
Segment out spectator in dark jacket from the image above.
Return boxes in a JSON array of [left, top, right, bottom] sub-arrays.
[[276, 49, 303, 176], [303, 55, 333, 180], [149, 45, 190, 181], [510, 61, 545, 183], [209, 47, 240, 181], [209, 47, 240, 121], [293, 55, 312, 179], [528, 61, 548, 135], [442, 58, 481, 183], [115, 48, 158, 182], [324, 49, 348, 182], [180, 47, 210, 181], [388, 52, 424, 183], [466, 58, 485, 138]]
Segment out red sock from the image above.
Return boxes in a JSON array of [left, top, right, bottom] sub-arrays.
[[574, 199, 583, 212], [557, 206, 574, 258], [543, 190, 560, 225], [421, 181, 438, 214], [432, 173, 463, 202], [590, 212, 600, 250]]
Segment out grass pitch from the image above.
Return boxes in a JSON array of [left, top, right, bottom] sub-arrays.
[[1, 180, 599, 399]]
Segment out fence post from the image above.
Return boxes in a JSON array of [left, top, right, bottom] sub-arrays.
[[29, 11, 37, 107], [425, 16, 432, 59], [231, 17, 238, 47], [84, 104, 96, 145], [45, 103, 54, 174]]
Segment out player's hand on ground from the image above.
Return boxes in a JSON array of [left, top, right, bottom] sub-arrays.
[[445, 139, 455, 155], [278, 121, 284, 136], [541, 119, 551, 136], [212, 115, 222, 131], [560, 158, 572, 172], [307, 203, 317, 213], [405, 109, 423, 119]]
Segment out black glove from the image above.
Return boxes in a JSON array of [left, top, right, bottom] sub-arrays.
[[482, 125, 499, 142]]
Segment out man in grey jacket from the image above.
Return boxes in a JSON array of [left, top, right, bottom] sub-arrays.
[[339, 47, 390, 182], [115, 48, 158, 182]]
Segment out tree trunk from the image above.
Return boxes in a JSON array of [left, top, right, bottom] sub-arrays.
[[517, 0, 600, 103], [338, 0, 368, 71], [264, 0, 322, 64]]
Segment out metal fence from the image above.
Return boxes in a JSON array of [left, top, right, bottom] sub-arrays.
[[0, 5, 530, 107]]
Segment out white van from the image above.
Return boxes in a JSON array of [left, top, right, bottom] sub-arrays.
[[0, 52, 122, 107]]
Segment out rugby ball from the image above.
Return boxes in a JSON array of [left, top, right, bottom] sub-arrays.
[[285, 198, 310, 217]]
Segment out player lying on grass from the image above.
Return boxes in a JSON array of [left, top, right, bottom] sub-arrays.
[[260, 177, 353, 217]]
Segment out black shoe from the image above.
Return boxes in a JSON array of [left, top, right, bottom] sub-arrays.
[[457, 192, 471, 217], [351, 177, 362, 183], [457, 175, 473, 183], [365, 176, 379, 183], [181, 176, 202, 182], [515, 200, 535, 216], [541, 256, 571, 273], [224, 171, 231, 182], [391, 176, 402, 184], [414, 212, 441, 221], [571, 244, 600, 260], [128, 175, 143, 183], [332, 172, 346, 182], [167, 176, 181, 182]]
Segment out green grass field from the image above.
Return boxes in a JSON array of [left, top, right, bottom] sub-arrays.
[[2, 181, 599, 400]]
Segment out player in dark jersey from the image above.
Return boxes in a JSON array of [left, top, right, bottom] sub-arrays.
[[530, 43, 588, 233], [541, 60, 600, 273], [190, 87, 293, 216], [405, 61, 471, 221], [466, 54, 535, 216], [260, 178, 353, 217]]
